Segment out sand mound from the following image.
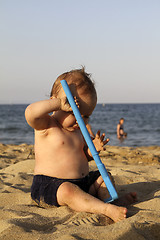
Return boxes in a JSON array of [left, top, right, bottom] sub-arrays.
[[0, 144, 160, 239]]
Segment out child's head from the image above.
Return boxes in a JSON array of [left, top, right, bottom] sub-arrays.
[[50, 67, 97, 117]]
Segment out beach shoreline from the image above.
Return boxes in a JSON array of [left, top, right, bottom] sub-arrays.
[[0, 144, 160, 239]]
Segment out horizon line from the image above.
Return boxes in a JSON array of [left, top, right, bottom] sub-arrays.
[[0, 102, 160, 105]]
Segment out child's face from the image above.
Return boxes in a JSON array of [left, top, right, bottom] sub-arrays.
[[55, 84, 96, 129]]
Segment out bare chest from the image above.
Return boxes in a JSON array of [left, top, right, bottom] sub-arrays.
[[36, 127, 85, 150]]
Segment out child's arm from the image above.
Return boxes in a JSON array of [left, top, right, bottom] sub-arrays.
[[25, 97, 71, 130]]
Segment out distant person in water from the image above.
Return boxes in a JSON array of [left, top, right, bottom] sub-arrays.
[[117, 118, 127, 140]]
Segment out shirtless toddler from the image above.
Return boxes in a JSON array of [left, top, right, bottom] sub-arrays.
[[25, 68, 136, 222]]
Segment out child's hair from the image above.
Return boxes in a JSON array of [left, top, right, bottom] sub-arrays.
[[50, 67, 97, 99]]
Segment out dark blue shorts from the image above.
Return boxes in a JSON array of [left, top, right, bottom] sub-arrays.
[[31, 171, 101, 207]]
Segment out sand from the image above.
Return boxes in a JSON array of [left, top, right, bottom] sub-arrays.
[[0, 143, 160, 240]]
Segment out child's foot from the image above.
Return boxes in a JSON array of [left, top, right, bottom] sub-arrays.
[[113, 192, 137, 207], [105, 204, 127, 222]]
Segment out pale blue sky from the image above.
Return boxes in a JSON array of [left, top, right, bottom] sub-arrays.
[[1, 0, 160, 103]]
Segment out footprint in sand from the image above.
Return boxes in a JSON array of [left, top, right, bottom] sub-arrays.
[[63, 216, 99, 226], [63, 215, 112, 226]]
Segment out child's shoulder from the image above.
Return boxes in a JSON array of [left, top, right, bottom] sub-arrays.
[[35, 117, 62, 136], [33, 114, 61, 133]]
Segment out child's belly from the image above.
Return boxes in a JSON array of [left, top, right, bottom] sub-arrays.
[[34, 147, 89, 179], [34, 128, 89, 179]]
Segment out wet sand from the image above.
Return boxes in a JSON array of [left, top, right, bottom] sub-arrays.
[[0, 143, 160, 240]]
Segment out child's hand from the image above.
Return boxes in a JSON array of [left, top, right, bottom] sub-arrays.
[[93, 130, 109, 152], [60, 96, 80, 112], [60, 97, 72, 112]]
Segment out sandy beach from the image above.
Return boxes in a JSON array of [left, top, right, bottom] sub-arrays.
[[0, 143, 160, 240]]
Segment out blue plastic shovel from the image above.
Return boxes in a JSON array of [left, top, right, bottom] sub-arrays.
[[61, 80, 118, 202]]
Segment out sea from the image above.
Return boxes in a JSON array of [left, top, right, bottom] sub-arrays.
[[0, 104, 159, 147]]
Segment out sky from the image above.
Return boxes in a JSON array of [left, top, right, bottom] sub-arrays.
[[0, 0, 160, 104]]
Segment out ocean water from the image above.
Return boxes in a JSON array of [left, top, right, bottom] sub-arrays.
[[90, 103, 160, 147], [0, 104, 159, 147]]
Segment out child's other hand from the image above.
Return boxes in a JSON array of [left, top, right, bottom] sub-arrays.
[[74, 96, 80, 109], [93, 130, 110, 152]]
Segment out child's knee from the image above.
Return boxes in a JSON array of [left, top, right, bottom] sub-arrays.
[[107, 172, 115, 187], [90, 172, 115, 200], [89, 176, 104, 195], [57, 182, 78, 205], [93, 172, 115, 190], [93, 176, 105, 190]]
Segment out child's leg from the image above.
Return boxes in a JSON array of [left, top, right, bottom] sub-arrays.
[[89, 174, 115, 201], [57, 181, 127, 223], [89, 176, 137, 206]]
